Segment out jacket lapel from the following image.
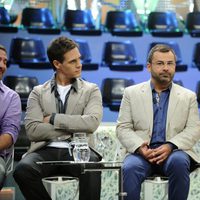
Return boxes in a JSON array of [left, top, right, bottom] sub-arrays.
[[166, 83, 180, 125], [141, 81, 154, 134], [42, 84, 57, 114], [66, 79, 83, 114]]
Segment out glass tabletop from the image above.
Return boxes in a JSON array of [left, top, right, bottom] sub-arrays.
[[36, 160, 123, 168]]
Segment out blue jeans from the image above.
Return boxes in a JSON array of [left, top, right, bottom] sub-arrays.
[[123, 150, 191, 200]]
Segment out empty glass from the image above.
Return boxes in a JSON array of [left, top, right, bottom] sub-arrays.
[[72, 133, 90, 162]]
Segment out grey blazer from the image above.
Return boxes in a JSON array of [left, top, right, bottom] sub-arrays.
[[116, 80, 200, 162], [24, 78, 103, 154]]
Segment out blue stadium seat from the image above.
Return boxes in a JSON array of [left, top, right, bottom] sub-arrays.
[[0, 7, 18, 33], [196, 81, 200, 106], [105, 10, 143, 36], [102, 78, 134, 111], [64, 9, 101, 35], [102, 41, 143, 71], [4, 76, 39, 111], [186, 12, 200, 37], [173, 80, 183, 86], [9, 37, 51, 69], [149, 42, 187, 71], [21, 7, 60, 34], [193, 43, 200, 70], [147, 11, 183, 37], [75, 39, 98, 70]]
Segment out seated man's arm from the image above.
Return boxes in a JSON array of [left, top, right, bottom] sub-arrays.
[[25, 83, 103, 142], [52, 84, 103, 133], [0, 92, 21, 150], [169, 92, 200, 150], [116, 87, 150, 154]]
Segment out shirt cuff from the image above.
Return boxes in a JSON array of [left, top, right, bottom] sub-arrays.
[[49, 113, 56, 125], [166, 142, 178, 151]]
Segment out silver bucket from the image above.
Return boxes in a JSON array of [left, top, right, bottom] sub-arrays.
[[42, 176, 79, 200]]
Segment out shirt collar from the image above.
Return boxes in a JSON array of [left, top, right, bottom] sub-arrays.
[[150, 81, 172, 92], [50, 73, 78, 93]]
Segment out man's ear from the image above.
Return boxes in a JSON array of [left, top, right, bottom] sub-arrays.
[[53, 60, 61, 70], [147, 62, 151, 72]]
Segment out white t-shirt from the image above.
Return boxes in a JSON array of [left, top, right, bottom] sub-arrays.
[[48, 84, 72, 148]]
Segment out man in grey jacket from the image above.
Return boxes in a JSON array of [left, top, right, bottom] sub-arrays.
[[14, 36, 103, 200]]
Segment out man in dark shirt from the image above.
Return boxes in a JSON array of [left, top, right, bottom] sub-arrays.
[[116, 44, 200, 200]]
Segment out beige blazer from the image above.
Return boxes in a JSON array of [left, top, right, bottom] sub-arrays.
[[116, 80, 200, 162], [24, 78, 103, 154]]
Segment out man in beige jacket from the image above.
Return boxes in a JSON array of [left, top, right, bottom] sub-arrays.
[[116, 44, 200, 200], [14, 36, 103, 200]]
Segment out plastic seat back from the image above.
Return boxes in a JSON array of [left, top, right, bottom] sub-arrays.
[[0, 7, 10, 25], [102, 41, 143, 71], [105, 10, 142, 36], [147, 11, 183, 37], [64, 9, 95, 29], [102, 78, 134, 111], [64, 9, 101, 35], [75, 39, 98, 70], [4, 76, 39, 110], [193, 43, 200, 70], [9, 37, 51, 68], [0, 7, 18, 33], [22, 7, 55, 28], [21, 7, 60, 34], [186, 12, 200, 37]]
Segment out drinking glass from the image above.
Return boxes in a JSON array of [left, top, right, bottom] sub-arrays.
[[72, 133, 90, 162]]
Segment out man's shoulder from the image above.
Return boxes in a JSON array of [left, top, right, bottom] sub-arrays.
[[32, 80, 51, 91], [1, 82, 20, 98], [173, 83, 195, 96], [125, 81, 149, 92], [77, 78, 98, 89]]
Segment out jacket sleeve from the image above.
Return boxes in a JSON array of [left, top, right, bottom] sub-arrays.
[[25, 84, 103, 142], [168, 92, 200, 150], [116, 88, 150, 153], [53, 84, 103, 133], [25, 86, 68, 142]]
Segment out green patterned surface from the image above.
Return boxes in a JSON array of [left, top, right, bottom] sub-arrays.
[[52, 123, 200, 200]]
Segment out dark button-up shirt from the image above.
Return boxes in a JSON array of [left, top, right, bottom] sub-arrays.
[[150, 84, 170, 148], [0, 80, 21, 156]]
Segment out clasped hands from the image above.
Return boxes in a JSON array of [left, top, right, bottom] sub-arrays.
[[137, 141, 173, 165]]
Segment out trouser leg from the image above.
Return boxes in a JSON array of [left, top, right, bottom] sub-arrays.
[[13, 149, 58, 200], [14, 147, 101, 200], [163, 150, 191, 200], [123, 154, 152, 200], [61, 149, 101, 200]]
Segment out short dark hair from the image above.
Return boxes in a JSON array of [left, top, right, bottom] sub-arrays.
[[147, 44, 176, 63], [0, 44, 7, 53], [47, 36, 78, 71]]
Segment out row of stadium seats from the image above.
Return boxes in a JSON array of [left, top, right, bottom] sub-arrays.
[[7, 37, 200, 71], [1, 7, 200, 37], [4, 76, 200, 114]]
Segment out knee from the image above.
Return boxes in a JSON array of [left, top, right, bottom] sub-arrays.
[[166, 151, 190, 173], [13, 162, 33, 181]]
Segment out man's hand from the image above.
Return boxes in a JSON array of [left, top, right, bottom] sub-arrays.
[[137, 141, 155, 163], [43, 115, 50, 123], [152, 144, 173, 164]]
